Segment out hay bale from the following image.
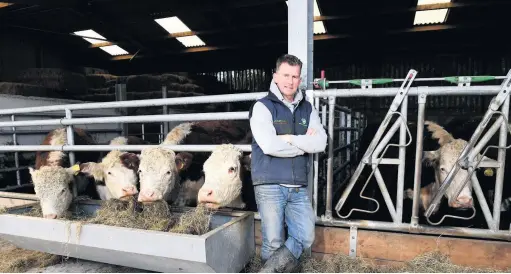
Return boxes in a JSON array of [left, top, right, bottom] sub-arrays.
[[74, 94, 116, 102], [85, 74, 118, 89], [16, 68, 88, 94], [0, 82, 54, 97], [86, 87, 115, 95], [81, 67, 109, 75], [126, 74, 200, 93]]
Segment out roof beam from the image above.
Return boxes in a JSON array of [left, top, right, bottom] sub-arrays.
[[111, 22, 493, 61]]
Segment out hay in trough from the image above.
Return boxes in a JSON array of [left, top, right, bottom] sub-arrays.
[[168, 203, 212, 235], [14, 198, 213, 235], [87, 199, 213, 235], [86, 198, 174, 231], [85, 74, 118, 89]]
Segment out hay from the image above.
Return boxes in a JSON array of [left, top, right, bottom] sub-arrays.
[[13, 198, 213, 235], [244, 249, 505, 273], [0, 245, 62, 273], [16, 68, 88, 94], [126, 74, 192, 92], [85, 74, 118, 89], [168, 204, 212, 235], [0, 82, 56, 97]]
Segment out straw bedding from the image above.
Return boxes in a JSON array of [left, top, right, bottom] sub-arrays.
[[242, 249, 508, 273]]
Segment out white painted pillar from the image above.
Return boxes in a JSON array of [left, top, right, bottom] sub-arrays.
[[288, 0, 315, 257]]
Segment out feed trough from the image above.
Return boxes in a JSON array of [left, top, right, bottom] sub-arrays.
[[0, 201, 255, 273]]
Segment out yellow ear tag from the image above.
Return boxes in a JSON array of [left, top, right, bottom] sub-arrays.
[[484, 168, 494, 177], [71, 164, 81, 175], [178, 162, 184, 170]]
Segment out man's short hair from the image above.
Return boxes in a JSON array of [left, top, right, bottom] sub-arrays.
[[276, 54, 303, 72]]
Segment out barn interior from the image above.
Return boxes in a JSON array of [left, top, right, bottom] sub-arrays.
[[1, 0, 511, 270]]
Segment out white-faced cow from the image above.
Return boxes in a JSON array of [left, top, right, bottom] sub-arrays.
[[337, 120, 496, 228], [137, 121, 253, 210], [29, 128, 143, 219]]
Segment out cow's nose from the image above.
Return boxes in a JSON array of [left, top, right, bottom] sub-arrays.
[[455, 196, 473, 208], [137, 190, 155, 202], [197, 188, 215, 204], [122, 186, 138, 196], [44, 214, 57, 219]]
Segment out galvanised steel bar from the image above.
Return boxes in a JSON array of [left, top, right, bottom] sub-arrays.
[[411, 93, 427, 227], [0, 144, 252, 152], [396, 94, 408, 223], [470, 168, 496, 231], [0, 92, 267, 115], [334, 69, 417, 215], [311, 85, 502, 98], [10, 115, 20, 186], [0, 112, 249, 128], [493, 95, 510, 229], [325, 96, 335, 220], [316, 218, 511, 241], [65, 109, 77, 198], [425, 70, 511, 219]]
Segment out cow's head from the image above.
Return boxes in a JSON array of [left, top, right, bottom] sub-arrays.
[[197, 144, 250, 209], [423, 121, 494, 210], [29, 165, 75, 219], [137, 147, 193, 203], [80, 151, 140, 199]]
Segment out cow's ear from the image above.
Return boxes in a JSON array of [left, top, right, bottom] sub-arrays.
[[241, 153, 251, 171], [422, 150, 440, 167], [28, 167, 35, 176], [79, 162, 105, 181], [120, 153, 140, 171], [175, 152, 193, 171]]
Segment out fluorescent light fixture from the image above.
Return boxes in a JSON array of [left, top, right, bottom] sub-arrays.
[[74, 29, 130, 56], [176, 35, 206, 47], [413, 0, 451, 25], [99, 45, 129, 56], [0, 2, 12, 8], [155, 16, 191, 34], [154, 16, 207, 47], [73, 29, 108, 44], [285, 0, 327, 34]]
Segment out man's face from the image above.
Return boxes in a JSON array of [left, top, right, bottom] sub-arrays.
[[273, 62, 302, 98]]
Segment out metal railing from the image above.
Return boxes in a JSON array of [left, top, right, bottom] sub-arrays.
[[312, 69, 511, 241], [0, 70, 510, 243]]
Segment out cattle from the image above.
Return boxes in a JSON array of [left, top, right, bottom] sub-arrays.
[[29, 127, 143, 219], [137, 121, 255, 211], [334, 119, 500, 229]]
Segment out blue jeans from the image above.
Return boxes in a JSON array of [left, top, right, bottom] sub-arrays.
[[254, 184, 316, 261]]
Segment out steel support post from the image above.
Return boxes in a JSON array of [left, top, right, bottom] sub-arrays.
[[493, 95, 509, 229], [115, 84, 128, 137], [411, 93, 427, 228], [162, 86, 169, 137], [396, 95, 408, 223], [11, 115, 20, 186], [325, 96, 335, 220], [65, 109, 77, 198], [288, 0, 314, 255]]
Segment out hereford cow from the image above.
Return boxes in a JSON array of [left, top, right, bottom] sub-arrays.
[[29, 128, 142, 219], [137, 121, 254, 210], [336, 119, 496, 228]]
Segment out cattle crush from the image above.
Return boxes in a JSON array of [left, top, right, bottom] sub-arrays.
[[0, 68, 510, 271]]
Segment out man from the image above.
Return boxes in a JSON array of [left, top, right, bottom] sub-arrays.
[[248, 54, 327, 272]]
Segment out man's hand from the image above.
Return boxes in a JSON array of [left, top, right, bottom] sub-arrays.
[[306, 128, 317, 136], [279, 134, 293, 144]]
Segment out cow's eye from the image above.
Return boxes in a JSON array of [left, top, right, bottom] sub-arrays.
[[166, 171, 171, 175], [228, 167, 236, 173]]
